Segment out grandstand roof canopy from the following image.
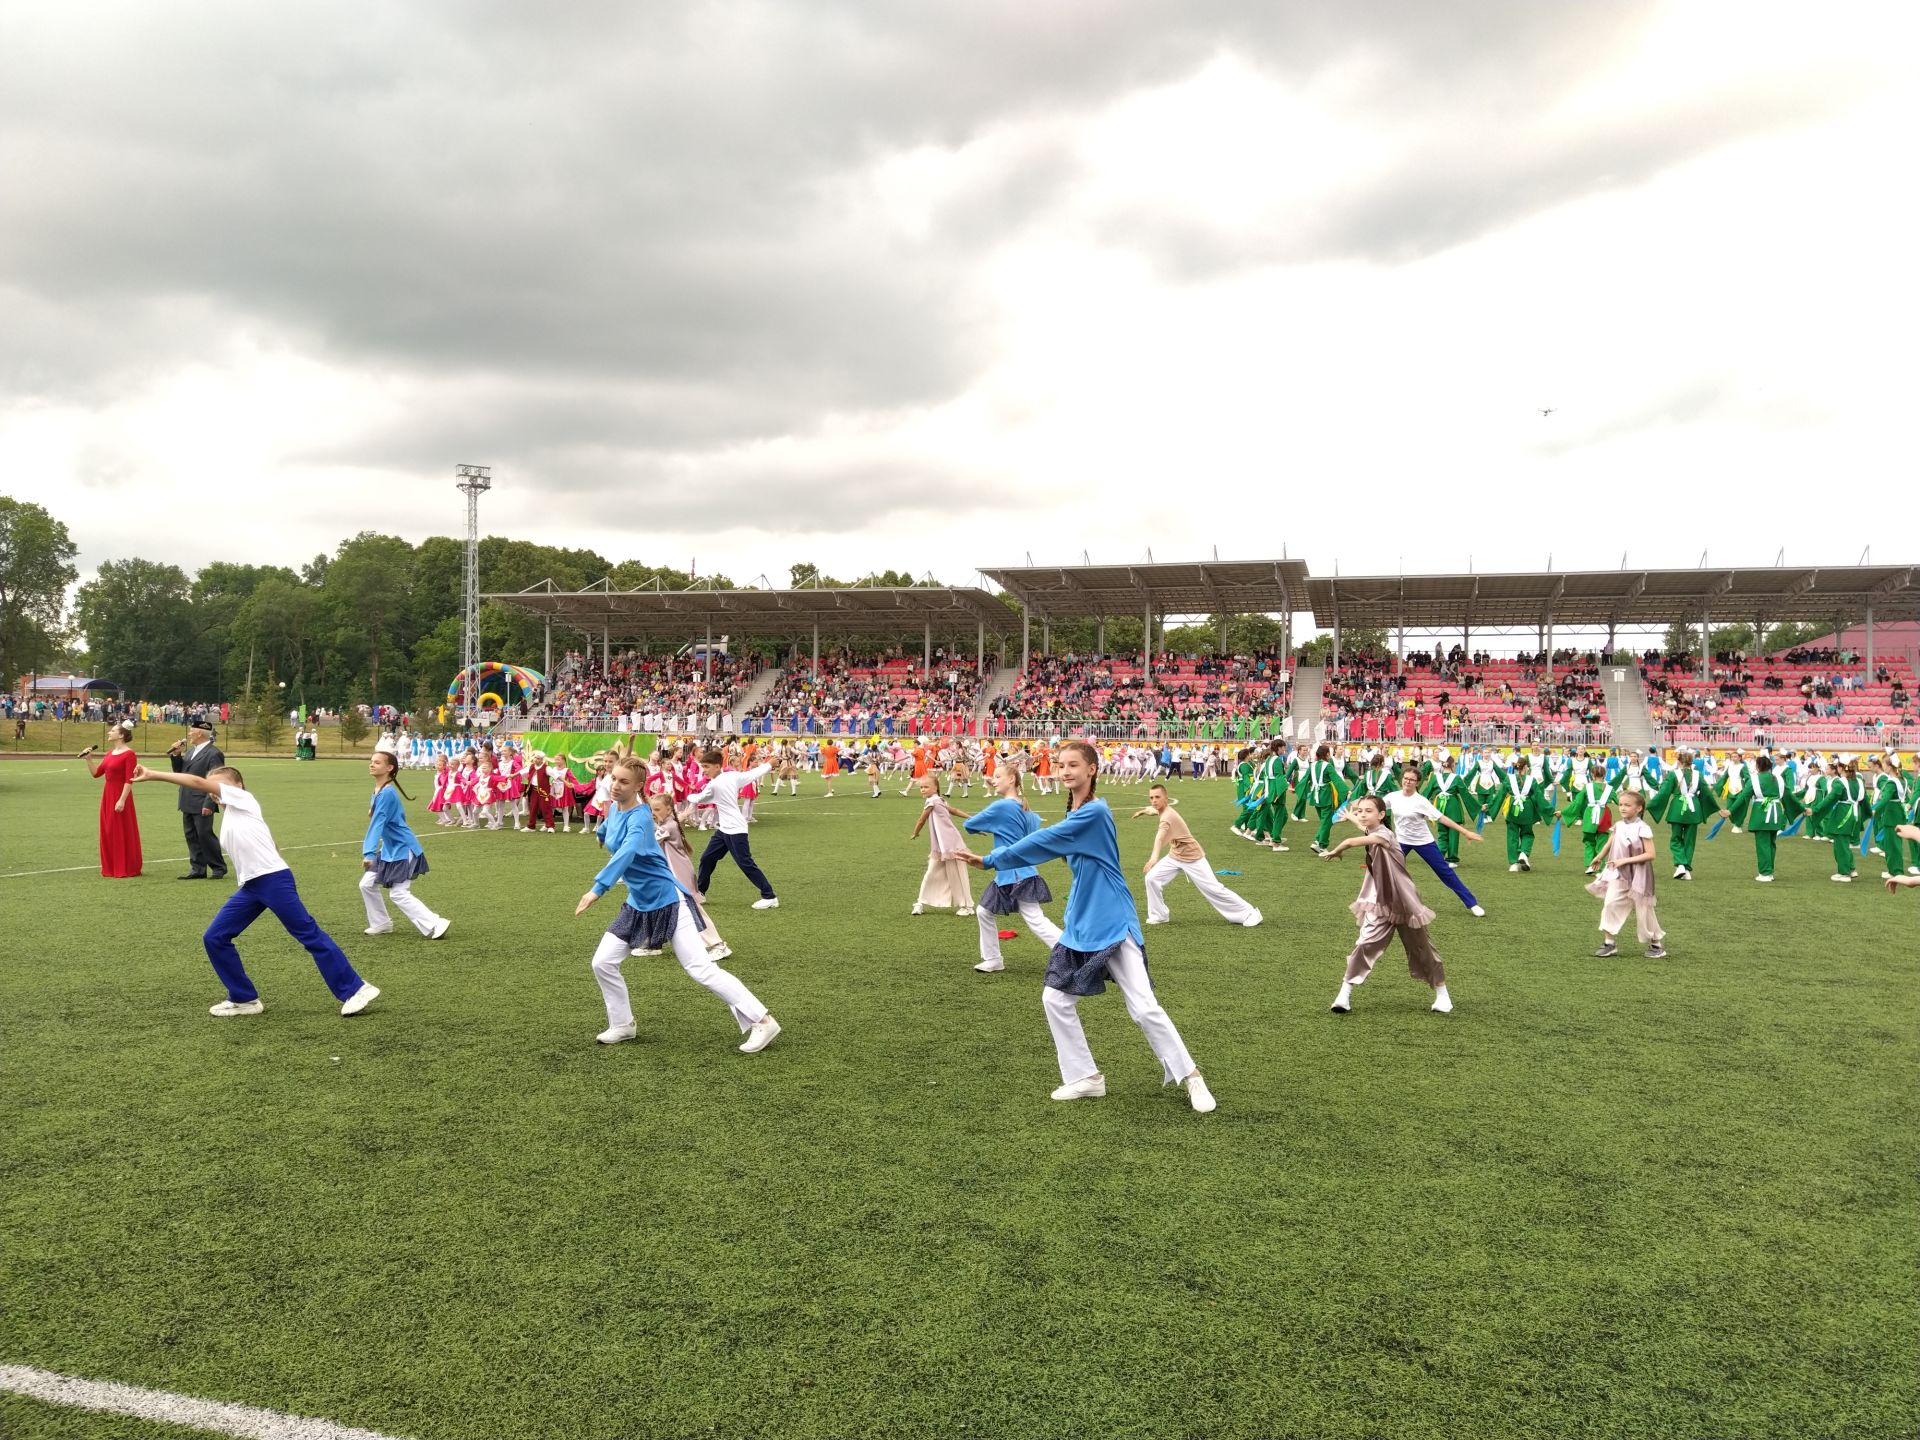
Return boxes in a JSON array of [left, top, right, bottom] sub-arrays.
[[981, 559, 1311, 620], [1306, 564, 1920, 630], [486, 581, 1021, 639]]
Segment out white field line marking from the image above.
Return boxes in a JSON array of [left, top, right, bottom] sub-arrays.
[[0, 1363, 411, 1440], [0, 827, 480, 881]]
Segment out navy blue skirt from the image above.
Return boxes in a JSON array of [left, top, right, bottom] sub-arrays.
[[607, 897, 706, 950], [372, 852, 429, 888], [1042, 936, 1145, 998], [979, 874, 1052, 915]]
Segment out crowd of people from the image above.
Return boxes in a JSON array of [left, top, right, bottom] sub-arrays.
[[742, 650, 986, 734], [537, 650, 759, 732]]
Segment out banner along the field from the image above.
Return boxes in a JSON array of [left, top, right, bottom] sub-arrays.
[[519, 731, 659, 761]]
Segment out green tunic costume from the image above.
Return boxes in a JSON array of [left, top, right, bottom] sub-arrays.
[[1421, 765, 1470, 863], [1500, 769, 1555, 866], [1645, 765, 1718, 872], [1724, 769, 1799, 878], [1870, 772, 1911, 876], [1812, 775, 1867, 878], [1560, 775, 1616, 870]]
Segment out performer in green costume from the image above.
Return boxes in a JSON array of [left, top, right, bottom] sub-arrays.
[[1561, 769, 1616, 874], [1644, 747, 1718, 880], [1300, 743, 1348, 854], [1420, 750, 1470, 864], [1718, 753, 1801, 882], [1867, 755, 1913, 878], [1500, 756, 1555, 871], [1812, 760, 1867, 882]]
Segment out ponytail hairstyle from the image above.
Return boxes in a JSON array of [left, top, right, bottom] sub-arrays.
[[372, 747, 413, 801], [1059, 739, 1100, 812]]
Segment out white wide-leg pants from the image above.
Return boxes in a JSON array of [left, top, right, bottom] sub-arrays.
[[591, 902, 767, 1033], [1041, 939, 1195, 1086], [359, 870, 446, 936], [1144, 855, 1257, 925], [976, 900, 1064, 963]]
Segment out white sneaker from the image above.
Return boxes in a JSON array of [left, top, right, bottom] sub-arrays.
[[1508, 864, 1520, 873], [427, 918, 452, 941], [208, 999, 264, 1017], [1470, 905, 1486, 917], [707, 943, 733, 961], [628, 947, 662, 957], [739, 1016, 782, 1054], [1272, 843, 1289, 852], [1186, 1074, 1217, 1114], [1241, 910, 1263, 927], [1144, 916, 1166, 925], [1756, 873, 1773, 882], [973, 957, 1005, 972], [1831, 873, 1853, 883], [1519, 855, 1531, 871], [1329, 987, 1352, 1014], [751, 898, 780, 910], [363, 925, 393, 936], [596, 1023, 638, 1045], [340, 983, 380, 1016], [1431, 986, 1454, 1015], [956, 907, 975, 917], [910, 903, 925, 916], [1050, 1075, 1106, 1101]]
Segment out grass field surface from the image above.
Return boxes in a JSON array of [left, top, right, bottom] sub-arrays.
[[3, 758, 1915, 1439]]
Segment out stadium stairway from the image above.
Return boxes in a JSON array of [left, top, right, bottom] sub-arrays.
[[1288, 665, 1326, 740], [974, 665, 1021, 723], [1600, 661, 1657, 751], [734, 664, 785, 716]]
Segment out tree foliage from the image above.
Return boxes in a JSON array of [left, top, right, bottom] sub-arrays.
[[0, 497, 80, 685]]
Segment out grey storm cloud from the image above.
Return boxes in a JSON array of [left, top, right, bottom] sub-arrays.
[[5, 0, 1781, 474]]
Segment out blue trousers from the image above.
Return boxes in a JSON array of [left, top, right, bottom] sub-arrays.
[[695, 831, 776, 900], [1401, 840, 1478, 910], [203, 869, 364, 1003]]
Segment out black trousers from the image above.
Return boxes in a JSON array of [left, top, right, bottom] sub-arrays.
[[182, 809, 225, 876], [695, 831, 775, 899]]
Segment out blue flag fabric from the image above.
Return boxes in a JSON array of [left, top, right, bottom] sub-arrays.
[[1551, 818, 1561, 857]]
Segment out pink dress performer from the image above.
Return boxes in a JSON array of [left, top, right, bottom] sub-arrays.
[[911, 784, 975, 915], [428, 759, 452, 824]]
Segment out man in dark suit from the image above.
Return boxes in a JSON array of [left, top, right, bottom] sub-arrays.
[[170, 716, 227, 879]]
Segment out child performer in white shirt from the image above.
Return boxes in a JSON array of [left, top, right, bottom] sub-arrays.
[[953, 766, 1062, 972], [1588, 788, 1665, 958], [909, 773, 975, 916], [1385, 765, 1486, 916], [1133, 784, 1261, 928], [359, 741, 452, 940], [132, 762, 378, 1018], [689, 750, 779, 908], [1322, 794, 1454, 1016], [576, 756, 778, 1052]]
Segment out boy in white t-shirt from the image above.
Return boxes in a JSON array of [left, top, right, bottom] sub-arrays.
[[1384, 765, 1487, 917], [133, 763, 379, 1017]]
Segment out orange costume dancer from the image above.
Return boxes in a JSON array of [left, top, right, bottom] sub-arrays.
[[821, 741, 840, 797]]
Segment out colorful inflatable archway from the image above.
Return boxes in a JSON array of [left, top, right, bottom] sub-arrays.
[[447, 661, 545, 705]]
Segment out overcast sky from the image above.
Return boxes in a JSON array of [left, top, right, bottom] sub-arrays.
[[5, 1, 1914, 608]]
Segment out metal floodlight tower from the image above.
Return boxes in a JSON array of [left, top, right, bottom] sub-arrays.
[[454, 464, 492, 714]]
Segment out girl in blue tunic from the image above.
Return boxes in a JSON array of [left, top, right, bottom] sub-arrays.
[[961, 740, 1216, 1112], [359, 740, 452, 940], [951, 765, 1063, 974], [575, 755, 782, 1054]]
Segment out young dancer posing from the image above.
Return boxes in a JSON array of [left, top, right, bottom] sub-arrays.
[[575, 757, 778, 1052], [1718, 753, 1799, 882], [1562, 766, 1616, 875], [359, 741, 452, 940], [1384, 765, 1486, 915], [1135, 783, 1261, 928], [1499, 755, 1555, 874], [820, 740, 840, 798], [503, 745, 526, 829], [428, 755, 454, 827], [1298, 744, 1347, 855], [910, 772, 976, 916], [1644, 747, 1716, 880], [959, 741, 1217, 1113], [1321, 794, 1453, 1017], [550, 755, 580, 833], [1811, 759, 1867, 882], [953, 766, 1062, 972], [1420, 750, 1470, 867], [1868, 756, 1916, 878], [864, 749, 883, 799], [132, 762, 379, 1018], [690, 749, 779, 908], [1588, 787, 1665, 958]]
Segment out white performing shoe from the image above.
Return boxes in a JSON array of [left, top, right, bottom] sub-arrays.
[[628, 947, 662, 958], [751, 898, 780, 910], [1430, 986, 1454, 1015], [1470, 905, 1486, 917], [1050, 1075, 1106, 1101], [1508, 864, 1520, 873], [209, 999, 265, 1017], [427, 918, 452, 941], [910, 903, 925, 916], [362, 925, 393, 936], [1186, 1075, 1217, 1114], [1329, 985, 1352, 1014], [1241, 910, 1263, 927], [340, 983, 380, 1017], [739, 1016, 782, 1054], [1518, 855, 1531, 872], [1830, 873, 1853, 883], [973, 957, 1005, 972], [596, 1023, 638, 1045], [1144, 916, 1166, 925]]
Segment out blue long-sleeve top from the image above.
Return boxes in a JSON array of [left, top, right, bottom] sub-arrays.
[[589, 801, 680, 911], [979, 797, 1140, 952], [961, 798, 1042, 884], [362, 785, 425, 862]]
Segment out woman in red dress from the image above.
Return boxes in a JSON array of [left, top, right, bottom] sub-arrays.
[[84, 724, 143, 877]]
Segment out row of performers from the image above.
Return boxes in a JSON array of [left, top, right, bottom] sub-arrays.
[[1231, 743, 1920, 883]]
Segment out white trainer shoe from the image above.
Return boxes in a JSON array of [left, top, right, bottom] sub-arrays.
[[1329, 987, 1352, 1014], [910, 903, 925, 916], [973, 958, 1005, 972], [739, 1016, 782, 1054], [1186, 1075, 1217, 1114], [1241, 910, 1263, 927], [1050, 1075, 1106, 1101], [1430, 987, 1454, 1015], [1518, 855, 1531, 871], [1508, 864, 1520, 873], [707, 943, 733, 961], [362, 925, 393, 936], [209, 999, 264, 1017], [628, 947, 662, 958], [1470, 905, 1486, 917], [596, 1023, 638, 1045], [427, 918, 452, 941], [751, 898, 780, 910], [1831, 874, 1853, 883], [340, 983, 380, 1017], [1144, 916, 1166, 925], [956, 907, 975, 917]]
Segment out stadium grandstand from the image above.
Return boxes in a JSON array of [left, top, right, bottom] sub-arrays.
[[486, 560, 1919, 750]]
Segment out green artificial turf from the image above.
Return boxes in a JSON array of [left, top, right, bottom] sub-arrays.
[[2, 758, 1915, 1440]]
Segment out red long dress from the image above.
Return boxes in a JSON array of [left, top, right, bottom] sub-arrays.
[[93, 748, 143, 877]]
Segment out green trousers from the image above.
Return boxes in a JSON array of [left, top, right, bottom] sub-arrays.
[[1438, 823, 1461, 863], [1266, 802, 1289, 843], [1754, 831, 1777, 876], [1315, 805, 1339, 851], [1505, 824, 1534, 865], [1874, 820, 1907, 874], [1582, 830, 1606, 867], [1831, 835, 1856, 876], [1668, 823, 1697, 869]]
